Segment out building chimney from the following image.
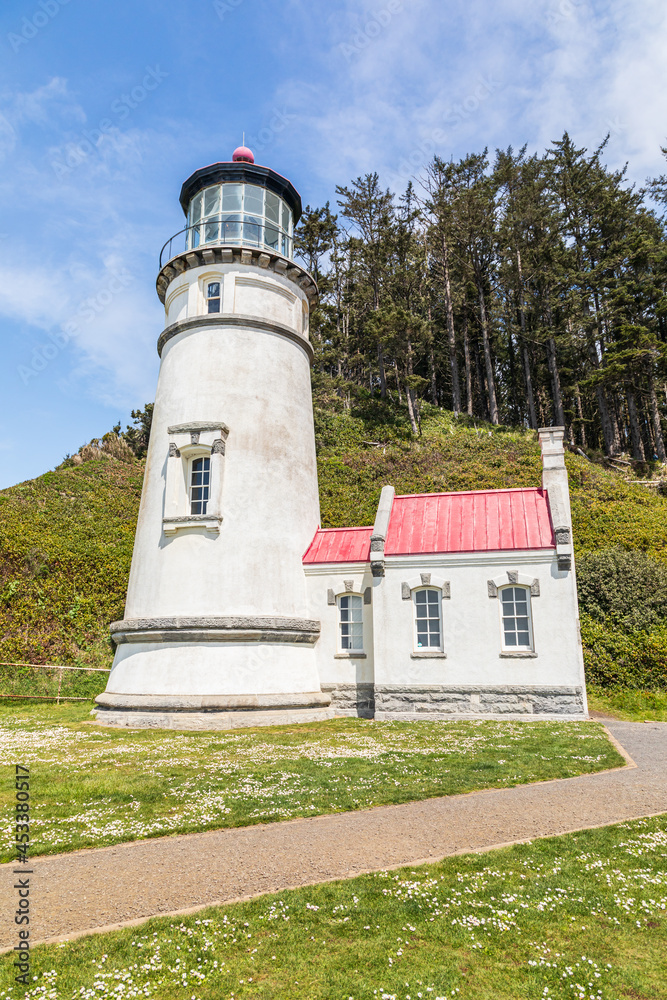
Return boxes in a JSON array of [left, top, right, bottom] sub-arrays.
[[538, 427, 572, 571]]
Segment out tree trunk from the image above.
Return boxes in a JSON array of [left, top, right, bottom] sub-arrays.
[[586, 340, 618, 456], [427, 302, 438, 406], [522, 342, 537, 430], [393, 361, 403, 404], [476, 276, 499, 423], [574, 384, 587, 449], [647, 364, 667, 462], [462, 308, 473, 416], [377, 344, 387, 398], [516, 251, 537, 430], [406, 336, 421, 435], [429, 344, 438, 406], [442, 237, 461, 415], [626, 384, 646, 461], [546, 335, 565, 426]]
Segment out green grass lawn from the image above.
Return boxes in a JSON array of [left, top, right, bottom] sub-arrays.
[[2, 814, 665, 999], [587, 686, 667, 722], [0, 705, 624, 862]]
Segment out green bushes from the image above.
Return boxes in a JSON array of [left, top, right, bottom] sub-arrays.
[[580, 614, 667, 690], [576, 549, 667, 632], [576, 550, 667, 691]]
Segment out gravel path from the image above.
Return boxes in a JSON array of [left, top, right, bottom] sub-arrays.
[[2, 719, 666, 951]]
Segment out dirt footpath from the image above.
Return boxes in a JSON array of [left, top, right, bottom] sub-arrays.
[[2, 720, 666, 951]]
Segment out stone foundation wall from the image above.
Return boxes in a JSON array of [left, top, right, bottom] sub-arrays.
[[374, 685, 585, 718], [322, 683, 375, 719]]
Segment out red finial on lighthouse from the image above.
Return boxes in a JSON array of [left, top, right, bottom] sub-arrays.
[[232, 145, 254, 164]]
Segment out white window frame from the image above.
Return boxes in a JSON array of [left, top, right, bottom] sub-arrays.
[[188, 455, 211, 515], [413, 587, 443, 653], [499, 585, 533, 652], [205, 280, 221, 314], [337, 593, 364, 653]]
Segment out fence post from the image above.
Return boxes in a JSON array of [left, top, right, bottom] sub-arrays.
[[56, 668, 63, 705]]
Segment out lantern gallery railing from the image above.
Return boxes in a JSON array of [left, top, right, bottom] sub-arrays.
[[159, 220, 293, 269]]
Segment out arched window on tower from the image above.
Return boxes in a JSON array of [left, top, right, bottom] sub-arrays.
[[189, 457, 210, 515]]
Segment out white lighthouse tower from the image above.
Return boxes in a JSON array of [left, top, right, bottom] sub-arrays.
[[95, 146, 333, 729]]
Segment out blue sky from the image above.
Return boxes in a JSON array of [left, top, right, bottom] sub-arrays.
[[1, 0, 666, 488]]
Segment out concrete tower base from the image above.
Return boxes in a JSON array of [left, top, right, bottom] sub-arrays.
[[93, 704, 335, 731]]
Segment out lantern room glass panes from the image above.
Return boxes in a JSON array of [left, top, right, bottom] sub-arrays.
[[414, 588, 442, 650], [339, 595, 363, 651], [190, 457, 210, 515], [500, 587, 532, 649], [186, 183, 293, 258]]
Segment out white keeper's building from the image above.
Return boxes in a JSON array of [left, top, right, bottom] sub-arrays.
[[95, 148, 587, 729]]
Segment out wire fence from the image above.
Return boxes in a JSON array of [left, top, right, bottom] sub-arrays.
[[0, 661, 110, 703]]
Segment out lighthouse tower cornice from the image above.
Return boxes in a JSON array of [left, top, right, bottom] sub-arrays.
[[156, 246, 318, 305]]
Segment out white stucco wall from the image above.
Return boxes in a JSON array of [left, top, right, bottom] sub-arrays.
[[107, 259, 323, 700], [372, 551, 585, 693], [304, 564, 376, 687]]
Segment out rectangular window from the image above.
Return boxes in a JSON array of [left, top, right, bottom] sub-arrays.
[[339, 594, 363, 651], [501, 587, 532, 649], [414, 588, 442, 649], [206, 281, 221, 313], [190, 457, 210, 514]]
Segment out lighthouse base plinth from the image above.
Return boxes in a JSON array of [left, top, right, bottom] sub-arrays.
[[92, 689, 335, 730]]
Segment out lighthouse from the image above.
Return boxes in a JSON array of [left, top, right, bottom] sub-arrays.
[[95, 147, 334, 729]]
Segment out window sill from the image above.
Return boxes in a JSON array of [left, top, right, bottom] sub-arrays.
[[163, 515, 222, 536], [411, 651, 447, 659], [334, 652, 367, 659], [500, 651, 537, 658]]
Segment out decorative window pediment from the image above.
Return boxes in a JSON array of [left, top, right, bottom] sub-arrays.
[[163, 421, 229, 536]]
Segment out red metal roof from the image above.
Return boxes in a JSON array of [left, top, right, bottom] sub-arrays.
[[384, 488, 555, 555], [303, 526, 373, 564], [303, 488, 555, 564]]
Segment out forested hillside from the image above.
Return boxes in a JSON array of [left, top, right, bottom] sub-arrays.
[[2, 397, 667, 692], [296, 134, 667, 460]]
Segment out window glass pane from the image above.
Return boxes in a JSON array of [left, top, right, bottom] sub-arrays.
[[244, 185, 264, 215], [207, 298, 220, 314], [504, 632, 517, 646], [281, 200, 291, 234], [190, 192, 202, 225], [414, 589, 442, 651], [204, 221, 220, 244], [203, 186, 221, 218], [517, 632, 530, 645], [339, 595, 363, 651], [221, 215, 242, 242], [265, 191, 280, 224], [501, 588, 514, 604], [208, 282, 220, 297], [243, 217, 262, 244], [222, 184, 242, 212]]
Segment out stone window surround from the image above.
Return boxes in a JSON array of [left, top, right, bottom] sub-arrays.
[[399, 575, 451, 657], [487, 571, 538, 656], [326, 581, 371, 658], [163, 421, 229, 536]]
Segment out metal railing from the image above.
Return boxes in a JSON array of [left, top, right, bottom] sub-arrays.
[[160, 219, 293, 269], [0, 661, 110, 703]]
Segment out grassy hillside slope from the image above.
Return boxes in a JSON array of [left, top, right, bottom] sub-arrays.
[[2, 398, 667, 690]]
